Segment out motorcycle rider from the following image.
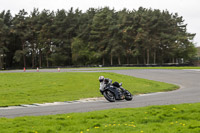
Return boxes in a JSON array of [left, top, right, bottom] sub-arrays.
[[99, 76, 125, 99], [98, 76, 132, 101], [99, 76, 112, 94]]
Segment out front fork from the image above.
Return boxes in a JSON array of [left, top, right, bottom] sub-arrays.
[[100, 90, 104, 95]]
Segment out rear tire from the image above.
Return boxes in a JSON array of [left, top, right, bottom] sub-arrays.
[[103, 90, 116, 102], [124, 90, 133, 101]]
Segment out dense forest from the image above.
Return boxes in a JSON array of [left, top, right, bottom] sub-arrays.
[[0, 7, 197, 69]]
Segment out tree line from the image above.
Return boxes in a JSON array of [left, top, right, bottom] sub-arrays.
[[0, 7, 197, 69]]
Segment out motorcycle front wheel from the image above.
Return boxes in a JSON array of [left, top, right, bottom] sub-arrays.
[[103, 90, 116, 102]]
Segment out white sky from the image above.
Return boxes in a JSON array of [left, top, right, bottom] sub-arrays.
[[1, 0, 200, 46]]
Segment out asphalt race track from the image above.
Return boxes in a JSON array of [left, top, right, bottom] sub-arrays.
[[0, 69, 200, 118]]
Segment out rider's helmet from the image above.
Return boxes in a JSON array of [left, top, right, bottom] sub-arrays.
[[99, 76, 104, 82]]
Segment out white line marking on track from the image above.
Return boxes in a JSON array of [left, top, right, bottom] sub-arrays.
[[0, 98, 105, 110]]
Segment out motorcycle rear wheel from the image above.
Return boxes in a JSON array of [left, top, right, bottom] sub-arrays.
[[103, 90, 116, 102], [124, 90, 133, 101]]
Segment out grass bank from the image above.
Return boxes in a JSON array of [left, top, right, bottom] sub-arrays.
[[0, 72, 178, 107], [0, 103, 199, 133]]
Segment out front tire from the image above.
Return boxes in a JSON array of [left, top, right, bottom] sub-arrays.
[[103, 90, 116, 102]]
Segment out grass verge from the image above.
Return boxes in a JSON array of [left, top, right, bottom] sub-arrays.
[[0, 72, 178, 107], [0, 103, 199, 133]]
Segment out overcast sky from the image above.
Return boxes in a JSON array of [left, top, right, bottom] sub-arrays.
[[1, 0, 200, 46]]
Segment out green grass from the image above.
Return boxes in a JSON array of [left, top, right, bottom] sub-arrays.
[[0, 103, 199, 133], [0, 72, 178, 107]]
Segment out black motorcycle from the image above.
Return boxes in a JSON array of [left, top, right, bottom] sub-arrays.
[[101, 82, 133, 102]]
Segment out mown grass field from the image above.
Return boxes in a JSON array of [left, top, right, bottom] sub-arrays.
[[0, 103, 199, 133], [0, 72, 178, 107]]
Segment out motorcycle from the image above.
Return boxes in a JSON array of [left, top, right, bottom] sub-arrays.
[[101, 82, 133, 102]]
